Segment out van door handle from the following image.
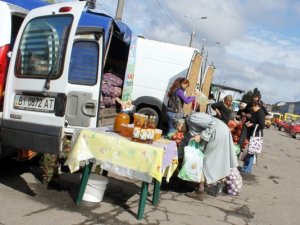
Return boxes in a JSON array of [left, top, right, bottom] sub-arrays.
[[82, 100, 97, 117], [85, 103, 95, 109]]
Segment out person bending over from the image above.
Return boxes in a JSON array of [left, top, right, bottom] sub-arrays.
[[178, 111, 238, 200]]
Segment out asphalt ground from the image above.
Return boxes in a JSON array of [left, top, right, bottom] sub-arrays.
[[0, 127, 300, 225]]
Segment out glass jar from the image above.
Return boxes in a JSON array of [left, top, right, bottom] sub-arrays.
[[113, 110, 130, 133]]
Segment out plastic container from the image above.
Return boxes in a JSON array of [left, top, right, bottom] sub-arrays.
[[120, 124, 134, 138], [154, 129, 162, 141], [120, 124, 128, 137], [113, 110, 130, 133], [127, 124, 134, 137], [83, 174, 109, 203]]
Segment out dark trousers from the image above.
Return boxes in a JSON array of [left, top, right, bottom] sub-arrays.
[[238, 124, 248, 150]]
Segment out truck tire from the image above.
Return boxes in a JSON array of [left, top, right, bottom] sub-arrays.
[[295, 133, 300, 140], [137, 107, 159, 126]]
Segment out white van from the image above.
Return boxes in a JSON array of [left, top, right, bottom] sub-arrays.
[[2, 1, 203, 155]]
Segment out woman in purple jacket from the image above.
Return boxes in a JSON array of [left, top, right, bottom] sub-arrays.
[[166, 78, 196, 134]]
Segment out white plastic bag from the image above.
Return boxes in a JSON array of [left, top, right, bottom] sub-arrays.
[[196, 92, 208, 105], [178, 141, 204, 182]]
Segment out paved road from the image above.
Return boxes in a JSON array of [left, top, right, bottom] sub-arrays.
[[0, 127, 300, 225]]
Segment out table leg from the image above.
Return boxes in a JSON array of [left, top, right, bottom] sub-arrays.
[[137, 182, 149, 220], [76, 161, 93, 205], [152, 179, 160, 205]]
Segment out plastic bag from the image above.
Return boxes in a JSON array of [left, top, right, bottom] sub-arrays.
[[196, 92, 208, 105], [224, 167, 243, 195], [234, 144, 240, 156], [178, 140, 204, 183]]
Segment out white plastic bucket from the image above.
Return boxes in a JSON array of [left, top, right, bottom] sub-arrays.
[[83, 174, 109, 203]]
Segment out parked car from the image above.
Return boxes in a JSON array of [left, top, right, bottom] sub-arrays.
[[277, 120, 294, 132], [271, 112, 283, 125], [290, 124, 300, 140]]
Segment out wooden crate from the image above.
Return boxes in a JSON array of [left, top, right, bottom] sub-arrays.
[[98, 107, 118, 126]]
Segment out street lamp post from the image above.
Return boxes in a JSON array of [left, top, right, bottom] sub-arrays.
[[184, 15, 207, 47]]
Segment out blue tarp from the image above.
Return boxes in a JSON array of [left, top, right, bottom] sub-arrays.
[[80, 10, 132, 46]]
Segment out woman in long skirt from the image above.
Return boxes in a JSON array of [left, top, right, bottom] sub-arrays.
[[179, 112, 238, 200]]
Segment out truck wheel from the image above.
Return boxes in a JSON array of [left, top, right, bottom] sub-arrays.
[[137, 107, 159, 126], [295, 133, 300, 140]]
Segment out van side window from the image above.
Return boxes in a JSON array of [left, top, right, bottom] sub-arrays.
[[16, 16, 72, 78], [68, 41, 99, 85]]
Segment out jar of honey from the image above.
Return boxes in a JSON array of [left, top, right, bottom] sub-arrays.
[[113, 110, 130, 133]]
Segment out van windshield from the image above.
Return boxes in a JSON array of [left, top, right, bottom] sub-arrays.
[[16, 15, 73, 78]]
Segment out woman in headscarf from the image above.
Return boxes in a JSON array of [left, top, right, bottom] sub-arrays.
[[179, 111, 238, 200], [211, 94, 233, 124]]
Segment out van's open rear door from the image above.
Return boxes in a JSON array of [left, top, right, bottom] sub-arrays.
[[0, 1, 12, 107], [1, 2, 96, 154]]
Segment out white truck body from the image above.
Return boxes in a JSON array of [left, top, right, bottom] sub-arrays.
[[131, 37, 200, 108]]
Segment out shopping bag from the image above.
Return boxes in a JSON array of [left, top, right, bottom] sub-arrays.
[[247, 125, 263, 154], [196, 91, 208, 105], [224, 167, 243, 195], [233, 144, 240, 156], [178, 140, 204, 182], [239, 149, 248, 161]]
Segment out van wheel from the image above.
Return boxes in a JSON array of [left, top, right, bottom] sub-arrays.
[[295, 133, 300, 140], [137, 107, 159, 126]]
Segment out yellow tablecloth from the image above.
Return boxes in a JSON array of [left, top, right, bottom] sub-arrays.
[[65, 129, 171, 182]]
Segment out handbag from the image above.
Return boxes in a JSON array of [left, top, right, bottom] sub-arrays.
[[247, 124, 263, 154], [178, 140, 204, 182]]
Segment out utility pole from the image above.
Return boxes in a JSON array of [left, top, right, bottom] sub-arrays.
[[115, 0, 125, 21], [189, 30, 195, 47]]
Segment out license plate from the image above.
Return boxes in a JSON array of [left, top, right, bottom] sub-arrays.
[[14, 95, 55, 113]]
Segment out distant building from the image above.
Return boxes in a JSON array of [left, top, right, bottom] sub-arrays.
[[272, 101, 300, 115]]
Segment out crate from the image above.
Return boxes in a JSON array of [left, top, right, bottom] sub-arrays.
[[204, 182, 224, 197], [98, 107, 118, 126]]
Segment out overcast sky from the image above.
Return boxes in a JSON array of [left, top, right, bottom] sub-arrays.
[[92, 0, 300, 104]]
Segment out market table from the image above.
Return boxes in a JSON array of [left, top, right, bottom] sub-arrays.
[[64, 126, 178, 220]]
